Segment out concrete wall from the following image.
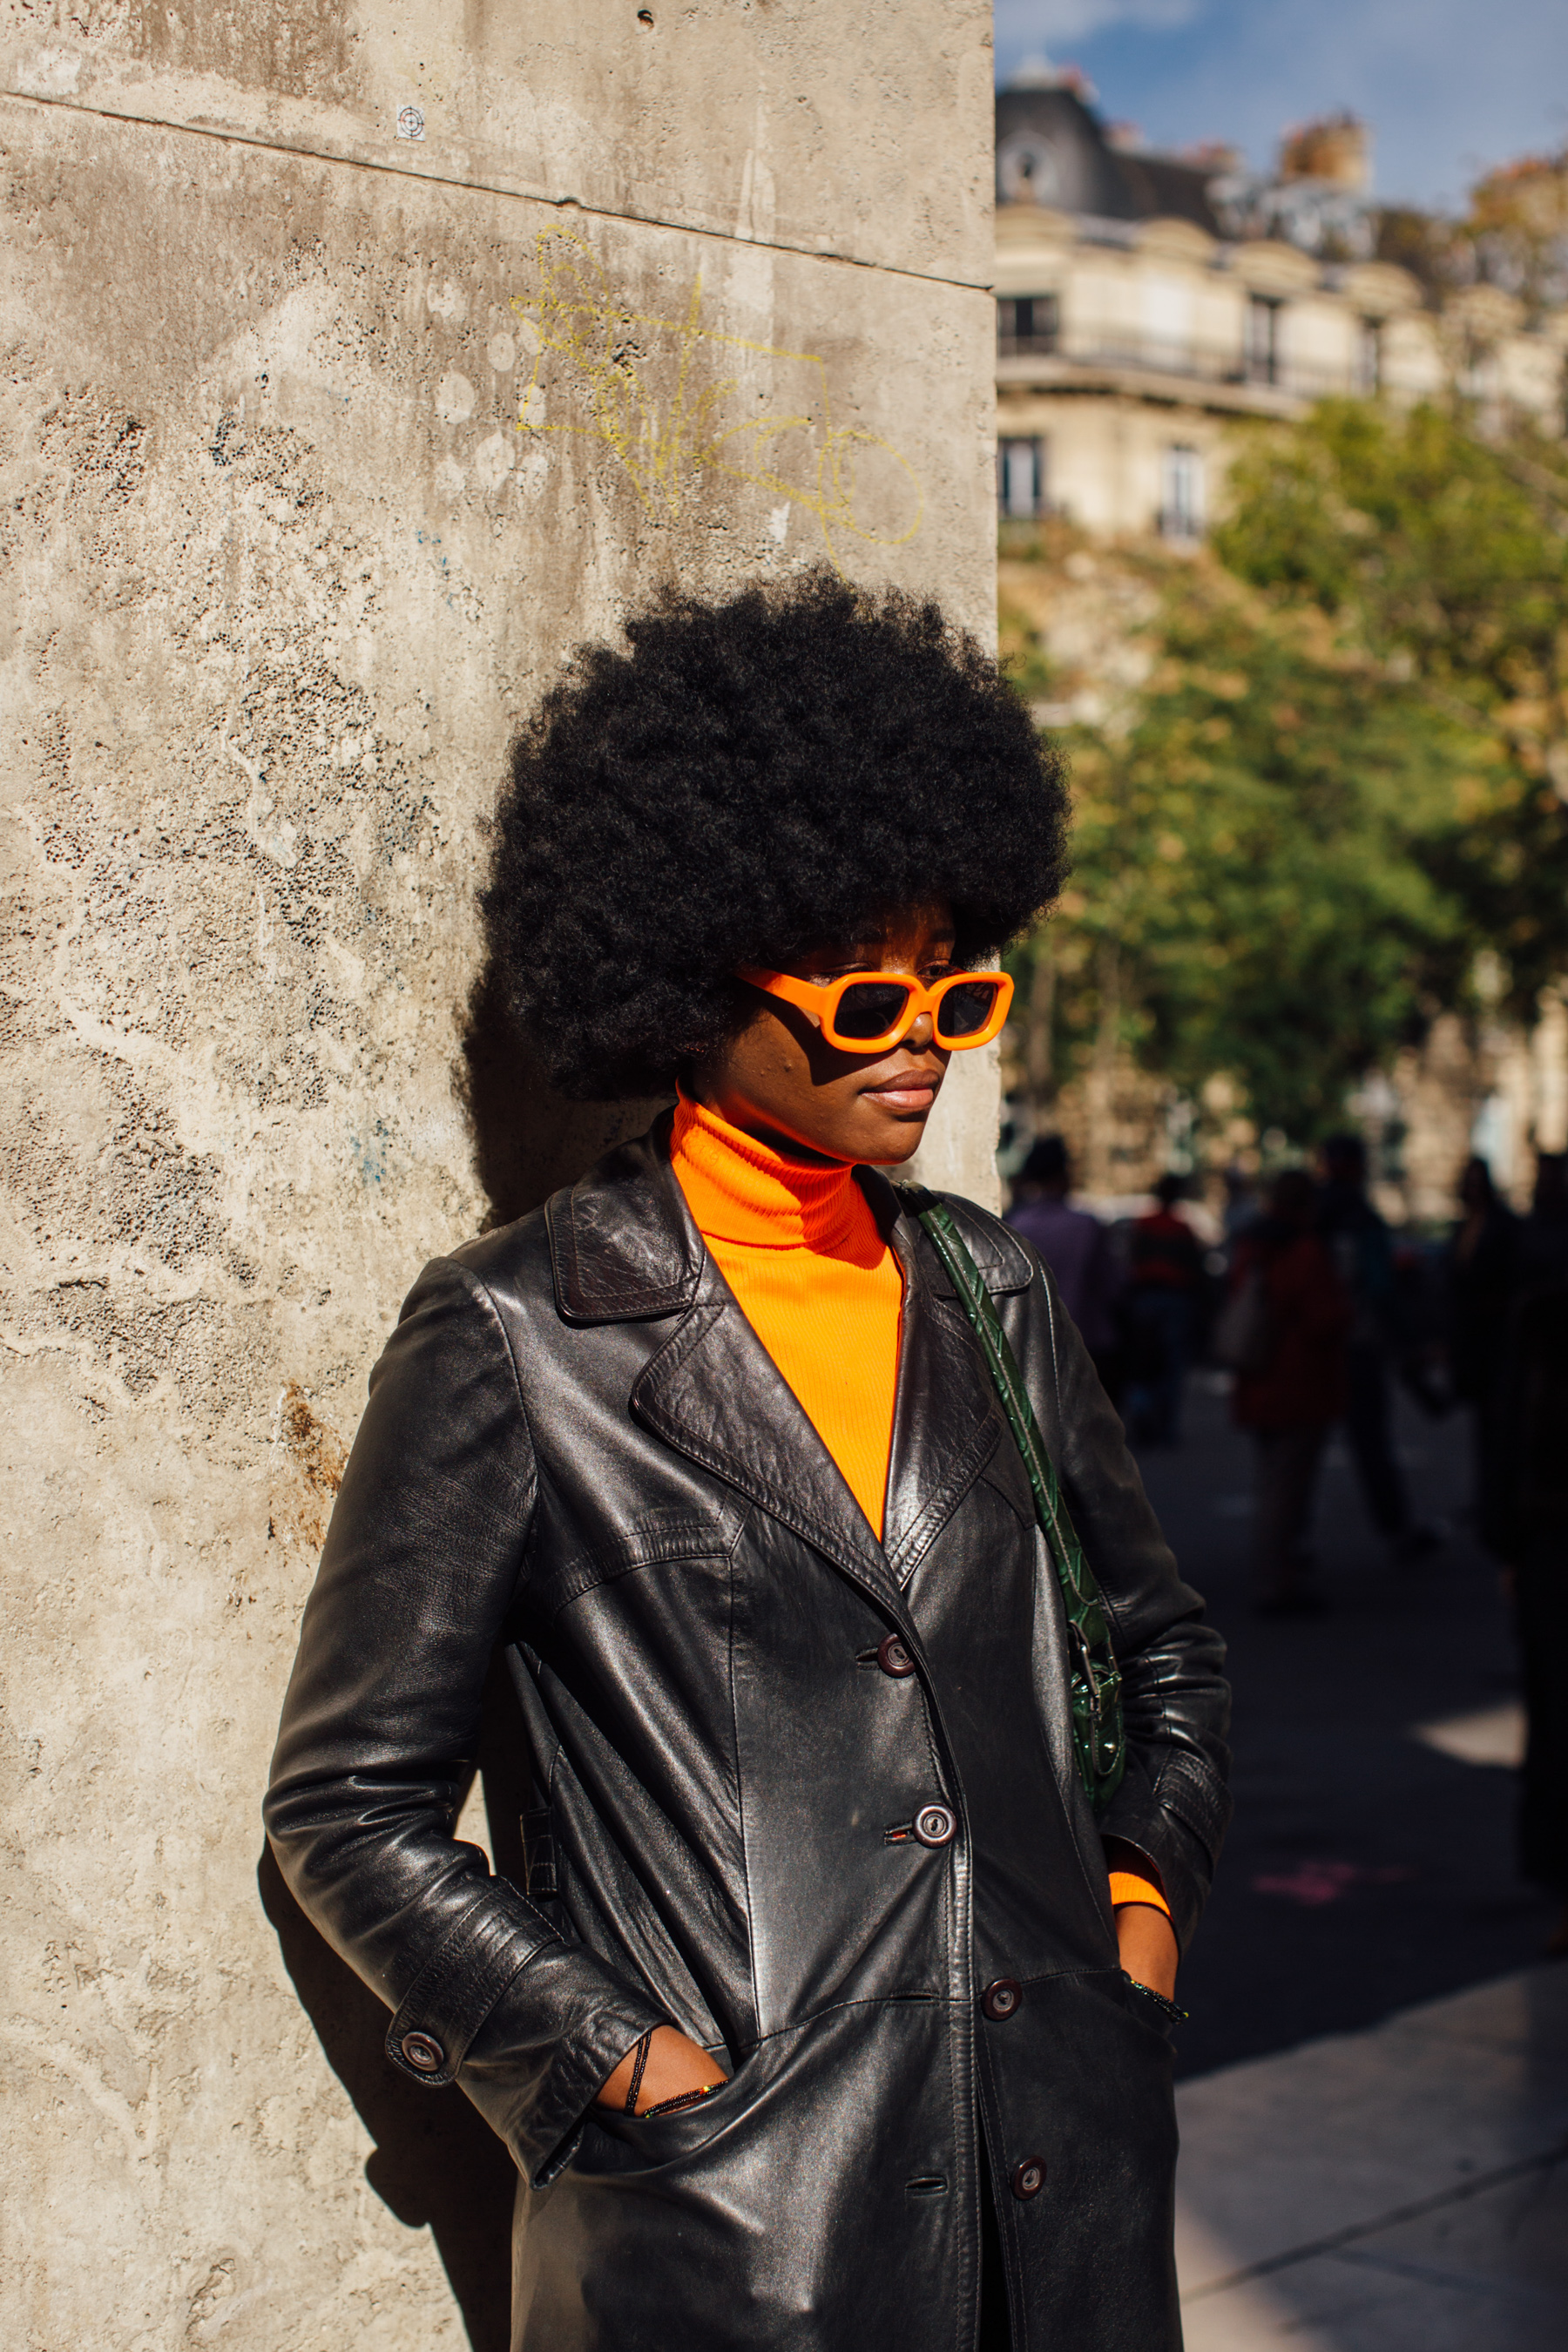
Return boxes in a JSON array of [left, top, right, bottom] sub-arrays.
[[0, 8, 997, 2343]]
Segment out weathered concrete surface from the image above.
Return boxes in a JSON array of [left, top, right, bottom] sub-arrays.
[[1, 0, 994, 281], [0, 9, 998, 2345]]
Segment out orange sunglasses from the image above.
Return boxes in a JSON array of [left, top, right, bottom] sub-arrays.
[[737, 965, 1014, 1054]]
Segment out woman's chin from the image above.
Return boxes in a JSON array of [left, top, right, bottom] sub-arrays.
[[857, 1109, 933, 1166]]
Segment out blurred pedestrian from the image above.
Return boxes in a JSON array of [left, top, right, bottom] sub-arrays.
[[1122, 1173, 1203, 1447], [1502, 1153, 1568, 1954], [1006, 1135, 1122, 1395], [1446, 1156, 1519, 1558], [1318, 1133, 1440, 1565], [1228, 1170, 1351, 1617], [1517, 1151, 1568, 1286], [1220, 1163, 1260, 1247]]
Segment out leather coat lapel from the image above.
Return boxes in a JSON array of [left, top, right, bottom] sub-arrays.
[[880, 1199, 1004, 1585], [632, 1284, 898, 1604], [551, 1125, 1010, 1604], [550, 1119, 896, 1598]]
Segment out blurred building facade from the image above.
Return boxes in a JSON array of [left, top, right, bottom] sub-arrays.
[[994, 70, 1568, 539], [993, 67, 1568, 1223]]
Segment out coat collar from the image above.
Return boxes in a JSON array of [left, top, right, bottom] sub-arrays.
[[546, 1112, 704, 1324], [545, 1117, 1031, 1596], [545, 1113, 1035, 1324]]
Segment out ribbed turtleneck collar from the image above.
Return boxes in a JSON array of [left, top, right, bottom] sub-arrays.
[[671, 1092, 871, 1254]]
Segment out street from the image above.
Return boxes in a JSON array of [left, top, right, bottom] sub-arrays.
[[1136, 1369, 1554, 2078], [1139, 1367, 1568, 2346]]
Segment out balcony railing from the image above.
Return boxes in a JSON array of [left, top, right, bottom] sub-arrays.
[[997, 328, 1061, 359], [998, 335, 1357, 400]]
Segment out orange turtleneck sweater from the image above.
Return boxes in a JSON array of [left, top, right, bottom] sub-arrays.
[[671, 1092, 904, 1536], [668, 1092, 1172, 1930]]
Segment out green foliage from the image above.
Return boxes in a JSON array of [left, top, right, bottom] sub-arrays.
[[1017, 400, 1568, 1144], [1213, 400, 1568, 1013], [1213, 400, 1568, 709], [1033, 573, 1468, 1135]]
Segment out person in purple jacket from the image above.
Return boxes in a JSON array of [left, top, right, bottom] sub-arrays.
[[1007, 1136, 1122, 1398]]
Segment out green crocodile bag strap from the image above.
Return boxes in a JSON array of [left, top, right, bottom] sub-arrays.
[[900, 1186, 1126, 1811]]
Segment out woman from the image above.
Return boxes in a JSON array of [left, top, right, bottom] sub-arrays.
[[1122, 1175, 1205, 1450], [1498, 1155, 1568, 1954], [1227, 1169, 1350, 1617], [1005, 1134, 1123, 1400], [1507, 1253, 1568, 1955], [1447, 1154, 1518, 1558], [265, 577, 1231, 2352]]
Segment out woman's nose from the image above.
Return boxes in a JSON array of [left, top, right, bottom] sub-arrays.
[[905, 1010, 936, 1051]]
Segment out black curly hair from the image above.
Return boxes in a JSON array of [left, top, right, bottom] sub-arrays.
[[483, 571, 1068, 1099]]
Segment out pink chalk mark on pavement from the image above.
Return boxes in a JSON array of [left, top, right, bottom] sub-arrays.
[[1250, 1859, 1416, 1907]]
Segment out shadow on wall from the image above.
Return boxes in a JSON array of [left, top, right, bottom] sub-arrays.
[[460, 953, 670, 1229], [258, 959, 666, 2345], [260, 1659, 536, 2351]]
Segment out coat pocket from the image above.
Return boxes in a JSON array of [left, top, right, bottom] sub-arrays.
[[1119, 1972, 1180, 2046], [584, 2053, 753, 2172]]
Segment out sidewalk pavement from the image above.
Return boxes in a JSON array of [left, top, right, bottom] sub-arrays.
[[1175, 1963, 1568, 2349], [1132, 1372, 1557, 2076]]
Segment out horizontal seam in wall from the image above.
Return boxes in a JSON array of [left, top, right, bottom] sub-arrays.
[[0, 84, 997, 295]]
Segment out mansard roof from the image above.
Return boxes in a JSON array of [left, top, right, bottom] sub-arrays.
[[996, 84, 1222, 235]]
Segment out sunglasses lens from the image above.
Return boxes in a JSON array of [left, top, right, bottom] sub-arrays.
[[936, 979, 1003, 1039], [835, 980, 914, 1040]]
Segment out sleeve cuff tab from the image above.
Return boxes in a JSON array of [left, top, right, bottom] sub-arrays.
[[385, 1886, 555, 2089]]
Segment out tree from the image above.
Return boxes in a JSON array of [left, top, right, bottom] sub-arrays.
[[1462, 152, 1568, 314], [1213, 399, 1568, 1022], [1005, 401, 1568, 1148], [1017, 563, 1472, 1140], [1375, 150, 1568, 315]]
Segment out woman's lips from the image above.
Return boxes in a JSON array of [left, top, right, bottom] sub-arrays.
[[861, 1071, 941, 1112]]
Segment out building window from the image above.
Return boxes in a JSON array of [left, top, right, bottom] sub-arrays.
[[1246, 294, 1283, 386], [997, 131, 1059, 208], [1159, 445, 1205, 542], [997, 294, 1060, 358], [1356, 315, 1383, 394], [997, 436, 1048, 518]]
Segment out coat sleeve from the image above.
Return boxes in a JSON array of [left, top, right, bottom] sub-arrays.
[[1000, 1238, 1233, 1953], [263, 1258, 665, 2183]]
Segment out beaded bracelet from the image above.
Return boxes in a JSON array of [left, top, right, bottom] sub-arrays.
[[642, 2083, 720, 2118], [1121, 1973, 1189, 2024], [623, 2031, 654, 2116], [622, 2031, 723, 2119]]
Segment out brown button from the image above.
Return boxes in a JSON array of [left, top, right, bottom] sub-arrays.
[[1011, 2154, 1046, 2200], [401, 2031, 445, 2073], [877, 1632, 916, 1679], [982, 1977, 1023, 2022], [913, 1802, 957, 1848]]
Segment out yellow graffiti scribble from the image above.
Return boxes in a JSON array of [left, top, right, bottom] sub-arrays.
[[511, 232, 923, 571]]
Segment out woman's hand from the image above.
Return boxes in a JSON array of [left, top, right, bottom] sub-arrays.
[[1115, 1903, 1179, 2001], [597, 2025, 727, 2115]]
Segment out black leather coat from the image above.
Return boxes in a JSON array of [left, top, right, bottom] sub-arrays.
[[266, 1123, 1230, 2352]]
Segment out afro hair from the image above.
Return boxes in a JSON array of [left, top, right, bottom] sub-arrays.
[[483, 571, 1069, 1099]]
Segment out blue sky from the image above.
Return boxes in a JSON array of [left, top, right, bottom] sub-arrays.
[[993, 0, 1567, 211]]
